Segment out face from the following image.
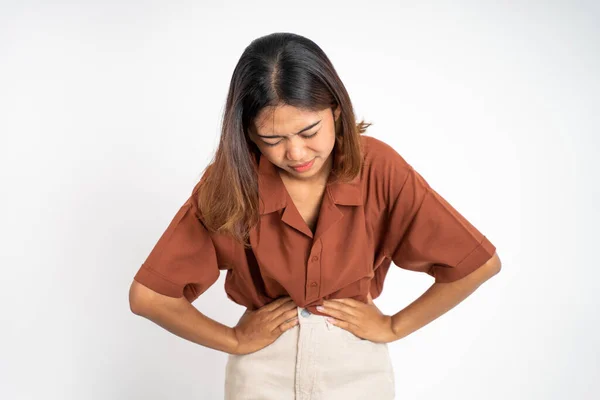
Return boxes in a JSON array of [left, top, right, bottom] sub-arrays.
[[249, 104, 341, 182]]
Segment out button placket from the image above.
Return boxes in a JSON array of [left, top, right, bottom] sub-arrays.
[[306, 239, 323, 302]]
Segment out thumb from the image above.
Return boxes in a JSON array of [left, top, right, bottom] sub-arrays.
[[367, 291, 374, 305]]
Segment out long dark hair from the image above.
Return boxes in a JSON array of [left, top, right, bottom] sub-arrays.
[[197, 32, 371, 245]]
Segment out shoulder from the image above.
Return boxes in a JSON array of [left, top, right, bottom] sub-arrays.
[[359, 134, 415, 193], [360, 134, 411, 169]]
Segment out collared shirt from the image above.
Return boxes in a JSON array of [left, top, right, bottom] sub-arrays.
[[133, 135, 496, 316]]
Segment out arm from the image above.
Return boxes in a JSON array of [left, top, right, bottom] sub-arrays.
[[391, 252, 501, 340], [129, 280, 238, 354]]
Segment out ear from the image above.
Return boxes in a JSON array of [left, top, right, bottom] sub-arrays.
[[333, 105, 341, 121]]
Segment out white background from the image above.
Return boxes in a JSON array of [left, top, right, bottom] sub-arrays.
[[1, 1, 598, 399]]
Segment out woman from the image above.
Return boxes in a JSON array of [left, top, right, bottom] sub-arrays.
[[129, 32, 501, 399]]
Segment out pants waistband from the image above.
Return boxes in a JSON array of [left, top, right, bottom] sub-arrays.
[[296, 306, 330, 325]]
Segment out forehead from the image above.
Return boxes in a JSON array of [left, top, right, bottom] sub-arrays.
[[253, 104, 323, 135]]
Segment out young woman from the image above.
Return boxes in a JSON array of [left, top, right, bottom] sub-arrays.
[[129, 32, 501, 399]]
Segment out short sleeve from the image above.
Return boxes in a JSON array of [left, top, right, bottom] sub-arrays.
[[382, 152, 496, 283], [133, 184, 220, 302]]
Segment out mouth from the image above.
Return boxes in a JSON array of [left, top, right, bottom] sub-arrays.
[[290, 158, 315, 172]]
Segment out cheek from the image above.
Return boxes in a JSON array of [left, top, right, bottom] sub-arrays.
[[318, 133, 336, 153], [256, 142, 276, 155], [260, 147, 285, 165]]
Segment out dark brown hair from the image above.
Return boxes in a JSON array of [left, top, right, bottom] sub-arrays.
[[197, 32, 371, 245]]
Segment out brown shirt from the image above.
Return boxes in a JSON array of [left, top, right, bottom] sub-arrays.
[[133, 135, 496, 316]]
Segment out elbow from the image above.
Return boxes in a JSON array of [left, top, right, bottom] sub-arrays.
[[487, 251, 502, 277], [129, 280, 153, 316], [493, 252, 502, 273]]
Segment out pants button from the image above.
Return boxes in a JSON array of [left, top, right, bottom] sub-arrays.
[[301, 308, 311, 318]]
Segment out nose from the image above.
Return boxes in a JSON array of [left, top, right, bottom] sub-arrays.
[[285, 137, 307, 161]]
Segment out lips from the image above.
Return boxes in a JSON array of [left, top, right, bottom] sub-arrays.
[[289, 158, 316, 173], [290, 160, 313, 168]]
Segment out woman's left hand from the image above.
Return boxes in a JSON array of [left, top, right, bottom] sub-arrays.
[[316, 293, 399, 344]]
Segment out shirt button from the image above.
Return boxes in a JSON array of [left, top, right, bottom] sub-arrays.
[[310, 281, 318, 287], [301, 308, 311, 318], [311, 256, 319, 262]]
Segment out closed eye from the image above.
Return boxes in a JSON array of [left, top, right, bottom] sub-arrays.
[[262, 129, 320, 147]]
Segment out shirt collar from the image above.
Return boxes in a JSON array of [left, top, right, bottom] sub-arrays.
[[257, 152, 362, 215]]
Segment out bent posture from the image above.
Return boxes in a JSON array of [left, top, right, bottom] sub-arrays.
[[129, 32, 501, 399]]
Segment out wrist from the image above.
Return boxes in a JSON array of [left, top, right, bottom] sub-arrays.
[[381, 315, 400, 343], [390, 313, 405, 340], [226, 327, 240, 355]]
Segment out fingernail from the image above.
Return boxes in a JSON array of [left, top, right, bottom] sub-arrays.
[[316, 306, 325, 311]]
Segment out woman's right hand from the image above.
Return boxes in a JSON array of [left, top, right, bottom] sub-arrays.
[[231, 296, 299, 355]]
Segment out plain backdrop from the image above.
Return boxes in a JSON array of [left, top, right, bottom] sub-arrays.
[[1, 1, 598, 399]]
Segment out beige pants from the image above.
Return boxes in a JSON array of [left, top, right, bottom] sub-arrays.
[[224, 306, 395, 399]]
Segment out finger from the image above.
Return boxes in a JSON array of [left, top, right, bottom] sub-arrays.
[[322, 300, 359, 317], [265, 307, 298, 330], [271, 306, 298, 323], [318, 306, 356, 324], [269, 306, 297, 331], [271, 299, 297, 313], [262, 296, 293, 312], [367, 292, 374, 305], [282, 300, 299, 311], [327, 318, 361, 335], [278, 316, 299, 333], [274, 301, 298, 317], [327, 298, 359, 308]]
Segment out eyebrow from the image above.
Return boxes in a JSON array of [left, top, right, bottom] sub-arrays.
[[255, 120, 322, 138]]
